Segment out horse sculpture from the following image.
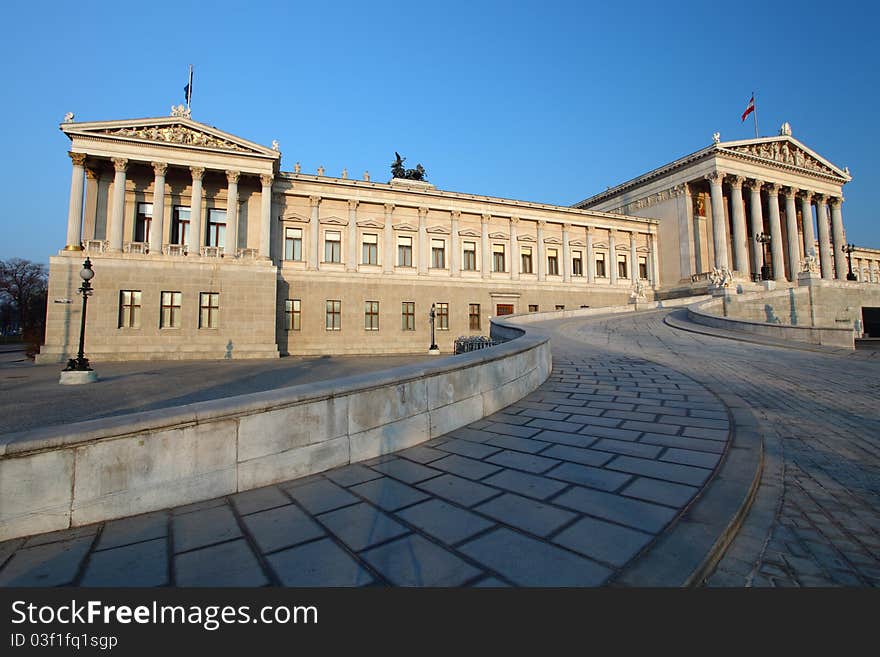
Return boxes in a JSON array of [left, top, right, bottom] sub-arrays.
[[391, 152, 427, 181]]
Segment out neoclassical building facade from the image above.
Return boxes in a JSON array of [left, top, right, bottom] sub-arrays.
[[40, 110, 665, 361]]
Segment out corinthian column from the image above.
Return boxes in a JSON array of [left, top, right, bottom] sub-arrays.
[[150, 162, 167, 254], [562, 223, 571, 282], [727, 175, 748, 273], [450, 211, 460, 276], [418, 207, 428, 275], [309, 195, 321, 270], [481, 214, 490, 279], [510, 217, 520, 280], [225, 170, 240, 255], [765, 183, 785, 281], [747, 180, 764, 277], [783, 188, 800, 280], [830, 198, 847, 280], [814, 194, 832, 279], [799, 191, 815, 258], [537, 221, 546, 281], [586, 226, 595, 283], [189, 167, 204, 252], [383, 204, 394, 274], [347, 200, 358, 272], [629, 232, 638, 281], [707, 171, 729, 269], [65, 152, 87, 250], [609, 230, 618, 285], [259, 174, 273, 259], [108, 157, 128, 252]]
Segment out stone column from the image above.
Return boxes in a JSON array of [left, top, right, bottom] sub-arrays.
[[383, 204, 394, 273], [259, 174, 273, 259], [783, 188, 800, 281], [419, 207, 429, 275], [189, 167, 204, 252], [537, 221, 546, 281], [150, 162, 167, 255], [728, 175, 748, 273], [609, 230, 618, 285], [562, 223, 571, 283], [815, 194, 832, 279], [347, 200, 358, 272], [707, 171, 729, 269], [65, 152, 87, 250], [799, 192, 815, 258], [510, 217, 520, 280], [225, 170, 239, 255], [586, 226, 595, 283], [108, 157, 128, 252], [859, 258, 867, 282], [649, 232, 660, 286], [747, 180, 764, 277], [309, 195, 321, 270], [629, 232, 638, 280], [830, 198, 847, 280], [765, 183, 785, 282], [450, 211, 460, 276], [82, 168, 99, 241], [481, 214, 490, 278]]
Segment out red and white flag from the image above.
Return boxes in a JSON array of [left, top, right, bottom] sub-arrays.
[[741, 95, 755, 122]]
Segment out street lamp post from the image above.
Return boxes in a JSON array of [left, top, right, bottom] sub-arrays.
[[428, 303, 439, 354], [842, 243, 857, 281], [60, 258, 98, 385], [755, 232, 772, 281]]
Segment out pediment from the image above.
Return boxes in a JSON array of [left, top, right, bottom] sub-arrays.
[[517, 234, 536, 242], [543, 237, 562, 245], [394, 222, 417, 232], [570, 239, 586, 247], [719, 136, 849, 180], [282, 212, 310, 223], [458, 229, 481, 238], [320, 215, 348, 226], [593, 241, 609, 249], [636, 245, 650, 253], [427, 225, 451, 234], [357, 219, 385, 229], [61, 116, 279, 158], [488, 231, 509, 240]]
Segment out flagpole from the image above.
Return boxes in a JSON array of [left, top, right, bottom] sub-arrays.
[[752, 91, 758, 138], [186, 64, 193, 113]]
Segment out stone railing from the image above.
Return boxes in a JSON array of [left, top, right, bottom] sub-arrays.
[[0, 321, 550, 541]]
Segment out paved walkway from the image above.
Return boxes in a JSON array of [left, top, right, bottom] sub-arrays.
[[0, 318, 733, 586]]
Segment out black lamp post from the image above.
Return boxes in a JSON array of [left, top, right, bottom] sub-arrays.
[[64, 258, 95, 372], [755, 232, 772, 280], [842, 243, 857, 281], [428, 303, 438, 352]]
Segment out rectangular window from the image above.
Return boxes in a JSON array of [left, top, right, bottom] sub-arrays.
[[521, 246, 533, 274], [362, 233, 378, 265], [431, 239, 446, 269], [401, 302, 415, 331], [119, 290, 141, 328], [492, 244, 505, 273], [469, 303, 480, 331], [572, 250, 583, 276], [325, 300, 341, 330], [555, 304, 565, 311], [463, 241, 477, 271], [547, 248, 559, 276], [596, 252, 607, 278], [496, 304, 514, 316], [436, 302, 449, 330], [207, 209, 226, 248], [172, 206, 190, 247], [285, 299, 301, 331], [199, 292, 219, 329], [528, 304, 538, 312], [618, 254, 628, 279], [639, 256, 648, 280], [364, 301, 379, 331], [324, 230, 341, 263], [398, 236, 413, 267], [135, 203, 152, 244], [160, 291, 181, 329], [285, 227, 303, 261]]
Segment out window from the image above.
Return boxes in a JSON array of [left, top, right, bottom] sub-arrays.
[[362, 233, 378, 265], [364, 301, 379, 330], [119, 290, 141, 328], [436, 303, 449, 330], [172, 206, 190, 246], [325, 300, 341, 330], [285, 299, 301, 331], [160, 291, 181, 329], [402, 302, 415, 330], [496, 304, 514, 316], [469, 304, 480, 331], [528, 304, 538, 312], [324, 230, 341, 263], [199, 292, 219, 329], [285, 227, 303, 261], [521, 246, 533, 274], [463, 241, 477, 271], [207, 209, 226, 248], [572, 250, 583, 276], [398, 236, 413, 267], [639, 256, 648, 280], [135, 203, 152, 244], [431, 239, 446, 269], [555, 304, 565, 311], [596, 252, 607, 278], [492, 244, 505, 272], [618, 254, 628, 279], [547, 248, 559, 276]]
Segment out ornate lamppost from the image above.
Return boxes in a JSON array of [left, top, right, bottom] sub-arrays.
[[842, 243, 857, 281], [60, 258, 98, 384], [428, 303, 439, 354], [755, 232, 772, 281]]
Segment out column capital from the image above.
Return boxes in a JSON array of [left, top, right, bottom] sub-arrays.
[[537, 220, 547, 228], [450, 210, 461, 220], [309, 195, 322, 208], [585, 225, 594, 234], [481, 214, 491, 224], [783, 186, 797, 199], [706, 170, 725, 184], [746, 178, 763, 191], [765, 182, 781, 195], [829, 196, 843, 207], [111, 157, 128, 173], [85, 168, 99, 180], [383, 203, 394, 213], [727, 174, 745, 189], [68, 151, 87, 167], [629, 231, 638, 243], [151, 161, 168, 176], [348, 199, 359, 210], [418, 206, 429, 218], [562, 222, 572, 231], [225, 170, 240, 184], [190, 166, 205, 181], [813, 193, 827, 204], [260, 174, 274, 187], [797, 190, 813, 202], [510, 216, 520, 225]]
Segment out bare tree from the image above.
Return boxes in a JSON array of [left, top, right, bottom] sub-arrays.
[[0, 258, 48, 353]]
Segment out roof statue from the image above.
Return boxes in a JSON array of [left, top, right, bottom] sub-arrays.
[[779, 121, 792, 136], [271, 140, 279, 151], [391, 152, 428, 181], [712, 132, 721, 144], [170, 104, 191, 119], [63, 112, 75, 123]]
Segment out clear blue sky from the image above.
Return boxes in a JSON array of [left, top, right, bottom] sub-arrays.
[[2, 0, 878, 264]]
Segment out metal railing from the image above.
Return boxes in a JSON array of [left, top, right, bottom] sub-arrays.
[[454, 335, 504, 354]]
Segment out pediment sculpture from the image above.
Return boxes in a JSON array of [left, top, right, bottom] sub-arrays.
[[728, 141, 835, 175], [100, 123, 251, 153]]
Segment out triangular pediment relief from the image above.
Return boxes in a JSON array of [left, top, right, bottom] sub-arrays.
[[636, 245, 650, 253], [543, 237, 562, 244], [282, 212, 310, 223], [615, 243, 629, 251], [320, 215, 348, 226], [570, 239, 587, 247], [517, 235, 536, 242], [357, 219, 385, 229], [488, 231, 509, 240], [427, 225, 451, 234], [719, 136, 849, 180], [394, 222, 417, 232], [458, 229, 481, 237], [61, 116, 279, 158], [593, 241, 609, 249]]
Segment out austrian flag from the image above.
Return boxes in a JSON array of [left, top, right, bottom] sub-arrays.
[[741, 95, 756, 122]]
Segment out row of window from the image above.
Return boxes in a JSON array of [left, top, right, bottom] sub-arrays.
[[119, 291, 219, 329], [285, 227, 649, 277], [284, 300, 473, 332], [135, 203, 228, 248]]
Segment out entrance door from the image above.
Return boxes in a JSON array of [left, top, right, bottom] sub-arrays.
[[862, 307, 880, 337], [496, 304, 514, 316]]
